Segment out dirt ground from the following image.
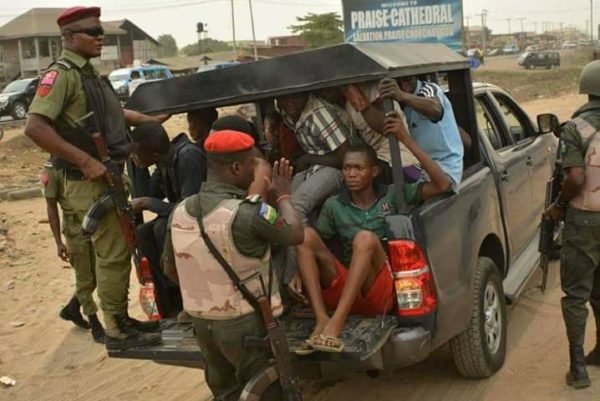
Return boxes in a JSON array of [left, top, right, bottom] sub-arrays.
[[0, 93, 597, 401]]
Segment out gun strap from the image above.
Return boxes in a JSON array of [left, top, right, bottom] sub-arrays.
[[193, 199, 266, 320]]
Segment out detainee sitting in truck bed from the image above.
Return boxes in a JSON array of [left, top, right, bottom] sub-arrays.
[[295, 112, 452, 353]]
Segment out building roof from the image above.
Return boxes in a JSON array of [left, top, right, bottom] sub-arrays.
[[0, 8, 126, 40], [105, 19, 159, 46]]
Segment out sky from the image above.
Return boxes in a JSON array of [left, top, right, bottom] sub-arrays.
[[0, 0, 598, 47]]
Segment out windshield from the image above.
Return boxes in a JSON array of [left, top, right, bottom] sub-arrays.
[[2, 80, 30, 93], [109, 74, 129, 82]]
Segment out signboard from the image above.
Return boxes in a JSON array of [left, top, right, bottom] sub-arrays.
[[342, 0, 464, 50]]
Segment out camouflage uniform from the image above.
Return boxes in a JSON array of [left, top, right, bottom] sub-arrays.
[[559, 99, 600, 348], [42, 163, 98, 316], [163, 180, 294, 401]]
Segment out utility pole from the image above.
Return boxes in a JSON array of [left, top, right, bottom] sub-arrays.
[[533, 21, 538, 34], [516, 17, 526, 33], [476, 9, 488, 54], [505, 18, 512, 34], [230, 0, 237, 59], [248, 0, 258, 61], [591, 0, 594, 41]]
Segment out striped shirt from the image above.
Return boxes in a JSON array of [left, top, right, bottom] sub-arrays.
[[280, 95, 350, 156]]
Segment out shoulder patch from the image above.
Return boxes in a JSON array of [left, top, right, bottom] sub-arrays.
[[258, 202, 278, 224], [39, 171, 50, 187], [37, 70, 59, 97]]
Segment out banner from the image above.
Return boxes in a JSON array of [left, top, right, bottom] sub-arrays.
[[342, 0, 464, 50]]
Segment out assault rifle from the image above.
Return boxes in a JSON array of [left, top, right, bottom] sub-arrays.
[[539, 139, 563, 293]]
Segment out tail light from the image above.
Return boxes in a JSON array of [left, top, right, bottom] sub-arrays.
[[388, 240, 437, 317]]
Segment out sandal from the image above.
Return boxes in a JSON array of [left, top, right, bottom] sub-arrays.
[[309, 334, 344, 353], [294, 339, 316, 356]]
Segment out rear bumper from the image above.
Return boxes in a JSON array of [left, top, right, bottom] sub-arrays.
[[383, 326, 432, 369]]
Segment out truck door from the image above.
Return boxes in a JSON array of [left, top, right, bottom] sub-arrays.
[[489, 92, 555, 232], [475, 94, 533, 257]]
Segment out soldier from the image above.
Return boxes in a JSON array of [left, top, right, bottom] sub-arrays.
[[163, 130, 304, 400], [42, 159, 104, 343], [544, 60, 600, 389], [24, 6, 165, 351]]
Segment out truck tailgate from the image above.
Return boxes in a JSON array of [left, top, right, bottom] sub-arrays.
[[108, 315, 397, 366]]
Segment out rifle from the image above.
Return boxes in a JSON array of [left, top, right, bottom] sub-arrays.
[[539, 140, 563, 293], [257, 295, 303, 401]]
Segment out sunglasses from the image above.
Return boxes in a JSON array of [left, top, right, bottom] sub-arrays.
[[68, 26, 104, 38]]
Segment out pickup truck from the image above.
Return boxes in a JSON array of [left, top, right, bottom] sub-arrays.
[[113, 43, 558, 397]]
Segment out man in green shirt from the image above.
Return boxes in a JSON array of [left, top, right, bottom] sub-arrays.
[[296, 111, 452, 353]]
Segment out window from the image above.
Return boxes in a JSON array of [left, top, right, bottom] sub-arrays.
[[143, 69, 157, 79], [21, 39, 36, 59], [492, 93, 533, 144], [475, 96, 504, 150], [39, 38, 50, 57]]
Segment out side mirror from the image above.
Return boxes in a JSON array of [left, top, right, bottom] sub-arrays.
[[537, 113, 560, 137]]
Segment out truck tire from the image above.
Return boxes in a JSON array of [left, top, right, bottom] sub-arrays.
[[449, 257, 507, 378], [11, 101, 28, 120]]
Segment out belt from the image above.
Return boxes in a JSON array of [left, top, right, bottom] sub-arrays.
[[60, 168, 86, 181]]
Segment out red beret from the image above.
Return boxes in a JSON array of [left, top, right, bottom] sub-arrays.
[[204, 130, 255, 154], [57, 6, 101, 27]]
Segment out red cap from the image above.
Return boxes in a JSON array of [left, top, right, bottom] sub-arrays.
[[204, 130, 255, 154], [57, 6, 101, 27]]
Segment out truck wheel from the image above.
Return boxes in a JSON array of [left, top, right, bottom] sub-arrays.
[[239, 366, 284, 401], [11, 101, 28, 120], [449, 257, 507, 378]]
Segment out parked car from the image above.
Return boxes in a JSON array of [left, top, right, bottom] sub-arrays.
[[561, 41, 578, 50], [518, 51, 560, 69], [196, 61, 240, 73], [108, 65, 172, 100], [115, 43, 558, 397], [502, 43, 520, 55], [0, 77, 39, 120], [487, 48, 501, 57]]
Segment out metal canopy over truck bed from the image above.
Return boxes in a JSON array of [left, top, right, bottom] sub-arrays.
[[125, 42, 469, 115]]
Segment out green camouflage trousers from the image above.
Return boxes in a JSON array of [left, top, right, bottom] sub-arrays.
[[560, 209, 600, 346], [63, 178, 131, 336], [63, 211, 98, 316], [191, 313, 280, 401]]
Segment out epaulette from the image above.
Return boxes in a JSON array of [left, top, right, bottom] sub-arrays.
[[43, 160, 54, 168], [244, 194, 262, 204], [55, 60, 73, 70]]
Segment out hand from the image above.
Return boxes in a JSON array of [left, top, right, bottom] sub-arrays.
[[383, 111, 411, 144], [56, 242, 69, 262], [267, 158, 293, 199], [378, 78, 408, 103], [79, 156, 107, 181], [287, 271, 307, 305], [543, 204, 565, 224], [254, 157, 272, 179], [130, 197, 150, 213], [153, 113, 171, 124]]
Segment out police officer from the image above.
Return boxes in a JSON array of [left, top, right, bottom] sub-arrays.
[[163, 130, 304, 401], [42, 160, 104, 343], [25, 6, 164, 351], [545, 60, 600, 389]]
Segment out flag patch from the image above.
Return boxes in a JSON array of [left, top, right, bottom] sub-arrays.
[[37, 70, 59, 97], [258, 203, 278, 224]]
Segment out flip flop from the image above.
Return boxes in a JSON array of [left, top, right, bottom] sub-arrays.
[[309, 334, 344, 353], [294, 339, 316, 356]]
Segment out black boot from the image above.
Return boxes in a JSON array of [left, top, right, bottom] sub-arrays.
[[88, 314, 105, 344], [566, 345, 591, 389], [59, 296, 90, 330], [125, 314, 160, 333], [584, 332, 600, 366], [105, 314, 162, 351]]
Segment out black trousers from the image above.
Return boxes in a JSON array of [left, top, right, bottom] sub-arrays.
[[137, 216, 183, 318]]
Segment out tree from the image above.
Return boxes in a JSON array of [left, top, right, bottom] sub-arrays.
[[157, 34, 178, 57], [180, 38, 232, 56], [289, 12, 344, 48]]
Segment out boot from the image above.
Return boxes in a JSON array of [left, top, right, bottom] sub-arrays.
[[59, 295, 90, 330], [125, 314, 160, 333], [584, 332, 600, 366], [88, 314, 105, 344], [566, 345, 591, 389], [105, 314, 162, 352]]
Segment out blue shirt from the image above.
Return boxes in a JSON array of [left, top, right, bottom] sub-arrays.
[[403, 81, 464, 187]]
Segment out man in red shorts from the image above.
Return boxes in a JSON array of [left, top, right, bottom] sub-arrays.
[[296, 111, 452, 352]]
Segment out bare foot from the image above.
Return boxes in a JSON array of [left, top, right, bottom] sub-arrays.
[[319, 318, 344, 340], [311, 316, 329, 339]]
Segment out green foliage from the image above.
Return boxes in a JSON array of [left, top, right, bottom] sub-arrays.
[[289, 12, 344, 48], [157, 34, 178, 57], [180, 38, 232, 56]]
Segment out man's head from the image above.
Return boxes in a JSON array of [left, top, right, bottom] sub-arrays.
[[187, 108, 218, 144], [397, 76, 418, 94], [342, 145, 379, 193], [57, 7, 104, 59], [276, 92, 309, 122], [205, 130, 257, 190], [130, 122, 170, 168]]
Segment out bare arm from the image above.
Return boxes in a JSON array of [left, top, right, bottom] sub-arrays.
[[384, 112, 451, 200], [25, 114, 106, 180], [558, 168, 586, 203], [269, 159, 304, 245], [45, 198, 68, 262], [123, 109, 170, 127], [379, 78, 443, 122]]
